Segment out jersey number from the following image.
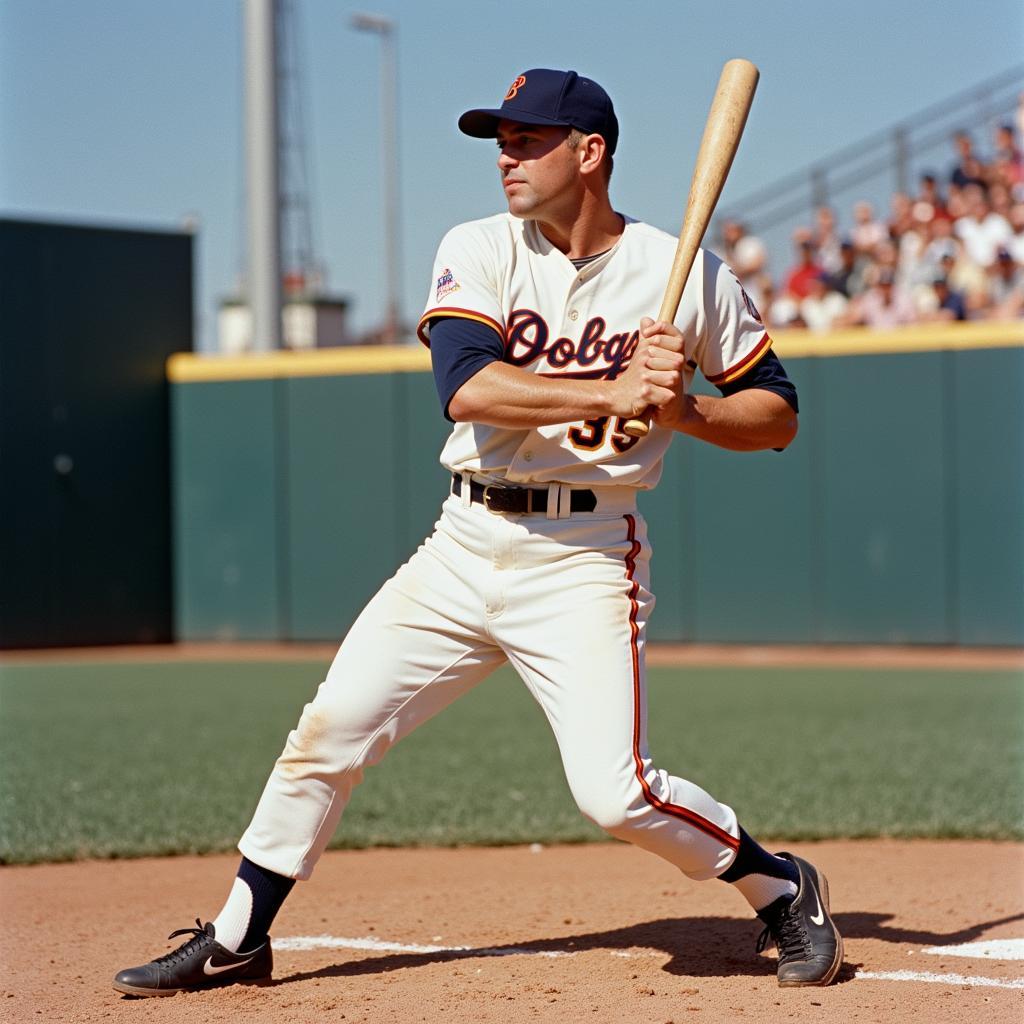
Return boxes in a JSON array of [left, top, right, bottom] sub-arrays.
[[568, 417, 640, 453]]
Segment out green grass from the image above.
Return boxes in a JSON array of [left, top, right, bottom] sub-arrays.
[[0, 659, 1021, 864]]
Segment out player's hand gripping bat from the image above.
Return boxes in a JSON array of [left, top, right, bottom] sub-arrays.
[[622, 59, 760, 438]]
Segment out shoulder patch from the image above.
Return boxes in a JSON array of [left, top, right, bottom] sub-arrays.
[[436, 267, 461, 302]]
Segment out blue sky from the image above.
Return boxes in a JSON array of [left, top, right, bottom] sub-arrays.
[[2, 0, 1021, 350]]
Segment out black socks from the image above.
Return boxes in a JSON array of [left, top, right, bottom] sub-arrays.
[[212, 856, 296, 953], [718, 827, 800, 912]]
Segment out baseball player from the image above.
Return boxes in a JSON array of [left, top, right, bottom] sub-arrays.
[[114, 68, 842, 997]]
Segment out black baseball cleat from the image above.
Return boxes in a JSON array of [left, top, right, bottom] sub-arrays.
[[755, 853, 843, 987], [112, 919, 272, 997]]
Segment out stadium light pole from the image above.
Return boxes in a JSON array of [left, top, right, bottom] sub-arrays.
[[351, 12, 402, 345], [244, 0, 282, 351]]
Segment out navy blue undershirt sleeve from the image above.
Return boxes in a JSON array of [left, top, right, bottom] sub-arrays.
[[429, 317, 798, 429], [428, 316, 505, 421], [716, 350, 799, 414]]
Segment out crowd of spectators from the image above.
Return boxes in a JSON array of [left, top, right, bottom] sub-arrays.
[[718, 113, 1024, 332]]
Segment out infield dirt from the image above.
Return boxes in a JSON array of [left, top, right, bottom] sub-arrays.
[[2, 839, 1021, 1024]]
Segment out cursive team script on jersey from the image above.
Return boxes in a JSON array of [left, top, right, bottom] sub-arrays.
[[504, 310, 640, 379]]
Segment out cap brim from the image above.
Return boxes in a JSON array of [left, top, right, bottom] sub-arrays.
[[458, 107, 571, 138]]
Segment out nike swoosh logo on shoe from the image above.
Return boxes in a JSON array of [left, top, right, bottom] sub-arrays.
[[203, 954, 256, 976], [809, 891, 825, 926]]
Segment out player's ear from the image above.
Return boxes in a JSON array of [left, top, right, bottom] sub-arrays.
[[578, 133, 607, 177]]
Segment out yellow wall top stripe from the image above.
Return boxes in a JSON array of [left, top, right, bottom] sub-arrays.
[[771, 319, 1023, 358], [168, 321, 1024, 382], [167, 344, 432, 381]]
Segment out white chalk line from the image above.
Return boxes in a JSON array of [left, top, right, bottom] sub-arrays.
[[275, 934, 1024, 988], [855, 970, 1024, 990], [274, 935, 573, 958], [923, 938, 1024, 960]]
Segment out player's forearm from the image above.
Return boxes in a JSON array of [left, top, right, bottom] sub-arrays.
[[448, 361, 618, 427], [664, 390, 798, 450]]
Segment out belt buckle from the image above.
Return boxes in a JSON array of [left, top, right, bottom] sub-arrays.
[[482, 484, 507, 514]]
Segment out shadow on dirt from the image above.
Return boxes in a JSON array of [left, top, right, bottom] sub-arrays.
[[276, 908, 1023, 989], [275, 916, 827, 986], [834, 909, 1024, 946]]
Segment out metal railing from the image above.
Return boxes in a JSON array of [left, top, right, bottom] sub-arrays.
[[717, 64, 1024, 262]]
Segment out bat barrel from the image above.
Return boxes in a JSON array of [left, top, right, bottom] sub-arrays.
[[621, 58, 759, 439]]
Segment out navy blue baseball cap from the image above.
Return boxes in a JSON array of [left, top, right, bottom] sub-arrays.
[[459, 69, 619, 155]]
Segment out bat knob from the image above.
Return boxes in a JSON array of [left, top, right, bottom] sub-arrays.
[[622, 416, 650, 438]]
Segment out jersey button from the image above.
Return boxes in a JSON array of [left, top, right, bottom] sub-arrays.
[[523, 451, 534, 462], [568, 309, 579, 321]]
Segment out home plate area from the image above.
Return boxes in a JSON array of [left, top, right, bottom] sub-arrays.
[[3, 839, 1023, 1023], [275, 933, 1024, 990]]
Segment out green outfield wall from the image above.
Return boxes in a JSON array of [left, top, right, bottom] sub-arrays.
[[168, 323, 1024, 646], [1, 218, 192, 649]]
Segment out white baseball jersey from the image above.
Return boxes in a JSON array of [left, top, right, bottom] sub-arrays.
[[418, 212, 771, 489]]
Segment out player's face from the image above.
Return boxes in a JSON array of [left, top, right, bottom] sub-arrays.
[[495, 121, 582, 221]]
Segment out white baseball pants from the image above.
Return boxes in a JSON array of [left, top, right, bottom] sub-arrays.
[[239, 483, 740, 881]]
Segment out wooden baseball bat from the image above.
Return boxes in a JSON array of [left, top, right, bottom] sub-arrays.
[[622, 58, 760, 438]]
